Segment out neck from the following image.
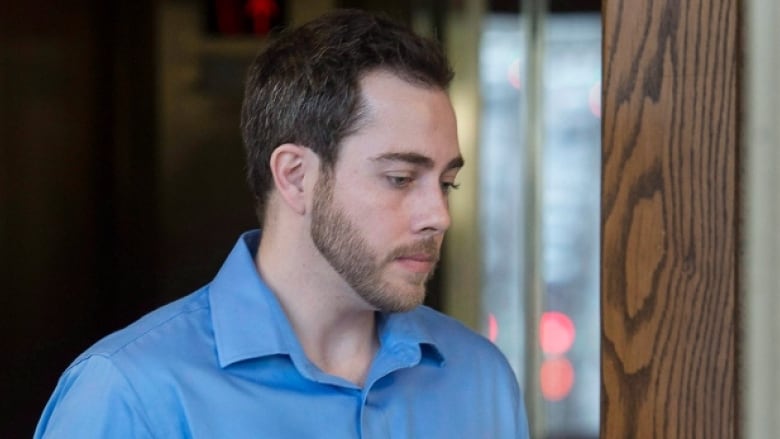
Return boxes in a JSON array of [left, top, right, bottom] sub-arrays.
[[257, 222, 379, 386]]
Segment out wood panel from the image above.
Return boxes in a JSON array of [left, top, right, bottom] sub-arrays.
[[601, 0, 740, 437]]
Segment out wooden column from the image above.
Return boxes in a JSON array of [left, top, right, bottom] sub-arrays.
[[601, 0, 740, 437]]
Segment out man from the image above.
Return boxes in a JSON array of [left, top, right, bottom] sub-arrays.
[[35, 9, 530, 438]]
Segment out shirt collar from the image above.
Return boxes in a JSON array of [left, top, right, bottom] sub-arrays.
[[378, 310, 445, 366], [209, 230, 445, 368], [209, 230, 296, 368]]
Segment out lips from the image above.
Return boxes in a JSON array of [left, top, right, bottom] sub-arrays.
[[386, 238, 440, 274], [394, 254, 436, 273]]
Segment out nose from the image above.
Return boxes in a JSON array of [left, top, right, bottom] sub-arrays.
[[411, 184, 452, 235]]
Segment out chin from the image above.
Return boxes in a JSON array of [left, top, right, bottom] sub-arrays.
[[388, 286, 427, 313], [363, 272, 429, 313]]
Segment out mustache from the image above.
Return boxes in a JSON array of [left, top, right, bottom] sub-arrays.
[[384, 238, 441, 263]]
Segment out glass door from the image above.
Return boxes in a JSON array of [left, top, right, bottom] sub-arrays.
[[477, 1, 601, 437]]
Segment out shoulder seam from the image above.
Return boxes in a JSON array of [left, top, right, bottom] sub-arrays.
[[77, 292, 210, 361]]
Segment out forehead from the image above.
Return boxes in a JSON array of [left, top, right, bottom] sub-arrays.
[[336, 70, 461, 167]]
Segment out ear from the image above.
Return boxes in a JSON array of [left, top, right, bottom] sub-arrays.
[[269, 143, 309, 215]]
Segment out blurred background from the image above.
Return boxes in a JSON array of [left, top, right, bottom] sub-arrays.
[[1, 0, 603, 437]]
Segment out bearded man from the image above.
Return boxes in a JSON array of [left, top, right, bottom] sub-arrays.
[[35, 9, 530, 438]]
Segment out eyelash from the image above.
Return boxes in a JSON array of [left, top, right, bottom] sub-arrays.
[[386, 176, 460, 194], [441, 182, 461, 194], [387, 176, 413, 188]]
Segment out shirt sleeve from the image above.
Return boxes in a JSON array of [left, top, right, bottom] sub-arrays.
[[34, 355, 155, 439]]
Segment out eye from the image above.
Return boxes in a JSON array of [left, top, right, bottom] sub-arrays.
[[387, 175, 413, 188], [441, 181, 461, 194]]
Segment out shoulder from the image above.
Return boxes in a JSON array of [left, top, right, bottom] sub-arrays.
[[72, 287, 213, 374], [35, 288, 215, 438], [35, 354, 156, 438]]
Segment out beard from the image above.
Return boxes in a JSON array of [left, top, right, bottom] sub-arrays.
[[310, 170, 439, 313]]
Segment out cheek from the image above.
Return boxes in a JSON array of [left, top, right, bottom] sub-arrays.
[[341, 189, 409, 239], [330, 171, 411, 235]]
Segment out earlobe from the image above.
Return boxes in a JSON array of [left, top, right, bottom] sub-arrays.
[[269, 144, 308, 215]]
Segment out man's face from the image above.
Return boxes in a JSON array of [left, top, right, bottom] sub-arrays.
[[310, 70, 462, 313]]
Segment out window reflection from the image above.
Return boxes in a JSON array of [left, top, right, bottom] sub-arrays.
[[479, 12, 601, 438]]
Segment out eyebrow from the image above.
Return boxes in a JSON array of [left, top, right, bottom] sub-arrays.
[[371, 152, 465, 171]]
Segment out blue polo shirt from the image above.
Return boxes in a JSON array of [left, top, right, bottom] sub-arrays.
[[35, 231, 529, 438]]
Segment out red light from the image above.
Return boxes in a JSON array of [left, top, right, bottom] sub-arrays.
[[540, 357, 575, 401], [246, 0, 280, 35], [487, 313, 499, 343], [588, 81, 601, 118], [539, 311, 575, 355], [507, 59, 522, 90]]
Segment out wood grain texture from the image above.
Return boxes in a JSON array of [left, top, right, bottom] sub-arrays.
[[601, 0, 740, 437]]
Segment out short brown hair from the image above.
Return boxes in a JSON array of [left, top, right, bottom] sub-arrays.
[[240, 9, 453, 224]]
